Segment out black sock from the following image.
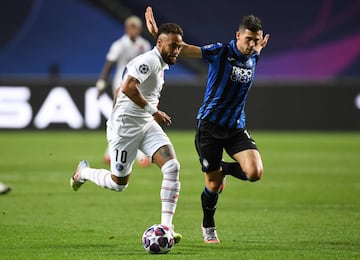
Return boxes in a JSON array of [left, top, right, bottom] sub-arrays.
[[221, 161, 248, 180], [201, 187, 219, 228]]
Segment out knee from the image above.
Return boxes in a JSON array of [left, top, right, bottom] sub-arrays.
[[207, 181, 221, 192], [111, 174, 129, 192], [112, 183, 128, 192], [161, 159, 180, 178], [244, 163, 263, 182], [205, 170, 223, 192]]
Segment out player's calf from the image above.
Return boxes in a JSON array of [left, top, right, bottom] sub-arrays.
[[221, 161, 263, 182], [221, 161, 248, 180], [72, 164, 130, 192], [160, 159, 181, 229]]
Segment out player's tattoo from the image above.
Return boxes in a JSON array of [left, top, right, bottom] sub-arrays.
[[158, 146, 174, 161]]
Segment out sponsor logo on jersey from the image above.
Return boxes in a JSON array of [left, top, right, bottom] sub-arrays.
[[230, 66, 252, 83]]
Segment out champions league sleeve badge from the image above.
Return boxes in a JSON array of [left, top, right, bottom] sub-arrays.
[[139, 64, 150, 74]]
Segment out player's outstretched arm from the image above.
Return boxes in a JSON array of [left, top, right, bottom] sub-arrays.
[[181, 43, 202, 58], [145, 6, 202, 58], [145, 6, 158, 38]]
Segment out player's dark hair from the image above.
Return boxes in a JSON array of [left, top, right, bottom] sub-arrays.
[[157, 23, 184, 38], [239, 15, 263, 32]]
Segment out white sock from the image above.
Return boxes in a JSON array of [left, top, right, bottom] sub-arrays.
[[81, 168, 127, 192], [160, 159, 181, 228]]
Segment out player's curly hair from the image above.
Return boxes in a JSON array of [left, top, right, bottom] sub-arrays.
[[239, 15, 263, 32], [157, 23, 184, 38]]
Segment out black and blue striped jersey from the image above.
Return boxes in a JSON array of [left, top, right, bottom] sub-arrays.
[[197, 40, 259, 129]]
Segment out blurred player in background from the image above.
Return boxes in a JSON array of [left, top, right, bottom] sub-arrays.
[[146, 7, 269, 243], [72, 22, 184, 243], [0, 182, 11, 195], [96, 15, 152, 167]]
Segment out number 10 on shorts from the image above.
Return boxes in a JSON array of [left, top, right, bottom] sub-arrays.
[[116, 149, 127, 163]]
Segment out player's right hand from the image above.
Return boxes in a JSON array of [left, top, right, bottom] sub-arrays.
[[145, 6, 158, 38], [153, 110, 172, 126]]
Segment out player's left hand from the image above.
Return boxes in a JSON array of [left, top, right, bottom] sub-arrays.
[[145, 6, 158, 37], [153, 110, 172, 126], [254, 33, 270, 54]]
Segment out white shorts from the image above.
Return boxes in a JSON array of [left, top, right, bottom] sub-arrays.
[[106, 115, 172, 177]]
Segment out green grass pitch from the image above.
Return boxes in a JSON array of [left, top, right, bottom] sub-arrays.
[[0, 130, 359, 259]]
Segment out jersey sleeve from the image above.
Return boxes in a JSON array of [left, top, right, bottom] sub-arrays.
[[201, 42, 224, 62], [125, 55, 154, 84], [106, 40, 123, 62]]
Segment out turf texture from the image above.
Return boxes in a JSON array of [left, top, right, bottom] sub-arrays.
[[0, 131, 359, 259]]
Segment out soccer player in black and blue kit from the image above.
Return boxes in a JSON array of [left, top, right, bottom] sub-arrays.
[[146, 7, 270, 243]]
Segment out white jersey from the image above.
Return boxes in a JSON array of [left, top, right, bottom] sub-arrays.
[[108, 47, 169, 128], [106, 34, 151, 90]]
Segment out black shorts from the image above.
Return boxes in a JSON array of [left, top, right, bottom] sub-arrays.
[[195, 120, 258, 172]]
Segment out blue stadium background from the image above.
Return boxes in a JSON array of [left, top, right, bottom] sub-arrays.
[[0, 0, 359, 130], [1, 0, 359, 80]]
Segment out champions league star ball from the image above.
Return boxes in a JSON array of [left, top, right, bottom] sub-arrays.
[[142, 224, 175, 254]]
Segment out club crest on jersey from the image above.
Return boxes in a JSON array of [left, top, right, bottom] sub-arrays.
[[230, 66, 252, 83], [139, 64, 149, 74], [115, 163, 124, 172], [202, 158, 209, 169]]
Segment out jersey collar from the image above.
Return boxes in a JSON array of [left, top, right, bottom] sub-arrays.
[[230, 39, 243, 58]]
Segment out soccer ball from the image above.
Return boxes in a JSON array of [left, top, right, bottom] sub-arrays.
[[142, 224, 175, 254]]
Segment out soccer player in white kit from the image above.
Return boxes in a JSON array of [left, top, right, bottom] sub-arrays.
[[71, 22, 184, 243], [96, 16, 152, 167]]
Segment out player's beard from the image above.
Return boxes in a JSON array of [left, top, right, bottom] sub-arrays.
[[163, 54, 178, 65]]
